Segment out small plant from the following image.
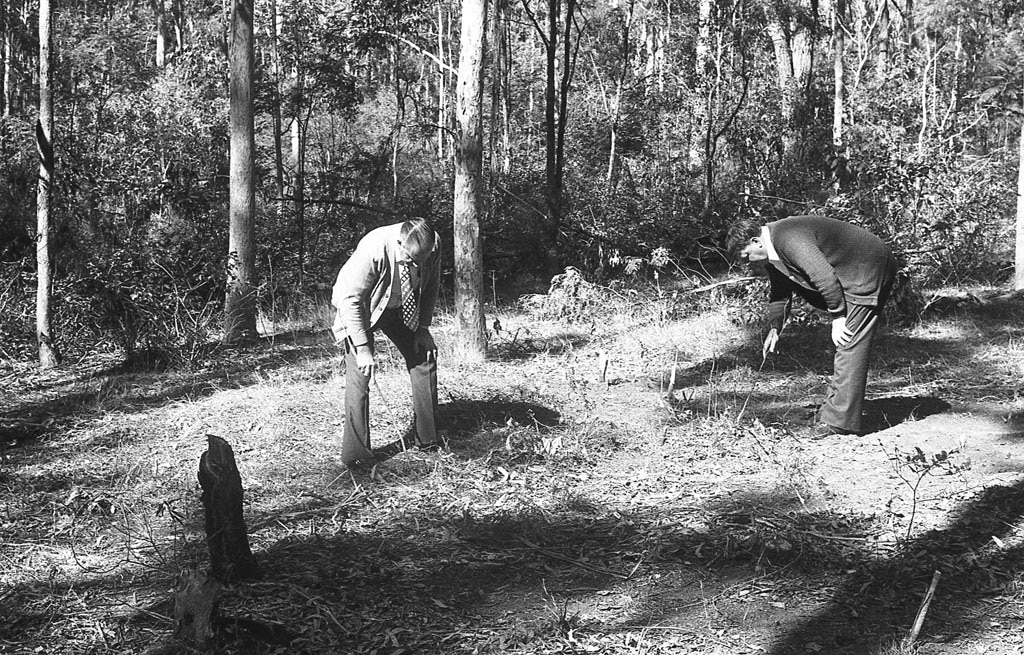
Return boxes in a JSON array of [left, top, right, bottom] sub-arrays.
[[885, 444, 969, 541]]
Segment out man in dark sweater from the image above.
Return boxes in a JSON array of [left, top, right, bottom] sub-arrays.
[[728, 215, 898, 435]]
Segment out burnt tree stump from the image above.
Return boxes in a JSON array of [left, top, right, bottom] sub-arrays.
[[198, 434, 260, 582], [173, 569, 221, 648]]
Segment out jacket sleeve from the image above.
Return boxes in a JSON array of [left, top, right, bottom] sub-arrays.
[[781, 232, 846, 317], [418, 241, 442, 328], [331, 239, 384, 347]]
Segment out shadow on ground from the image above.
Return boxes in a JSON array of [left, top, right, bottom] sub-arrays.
[[763, 480, 1024, 654], [862, 395, 952, 433]]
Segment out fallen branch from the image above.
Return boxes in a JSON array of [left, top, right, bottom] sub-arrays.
[[905, 570, 941, 647], [687, 276, 758, 294], [520, 538, 630, 579]]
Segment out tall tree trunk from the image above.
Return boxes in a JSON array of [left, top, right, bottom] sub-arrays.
[[542, 0, 561, 266], [436, 0, 446, 160], [1015, 78, 1024, 291], [691, 0, 712, 178], [832, 0, 845, 151], [270, 0, 285, 200], [763, 0, 811, 159], [489, 0, 511, 174], [36, 0, 59, 367], [391, 44, 403, 198], [224, 0, 258, 343], [553, 0, 576, 216], [876, 0, 889, 80], [606, 0, 634, 187], [173, 0, 186, 53], [154, 0, 167, 67], [454, 0, 488, 360], [290, 17, 306, 284], [3, 1, 12, 117], [0, 0, 6, 117], [525, 0, 581, 270]]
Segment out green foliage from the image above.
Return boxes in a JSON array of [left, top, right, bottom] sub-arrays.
[[1, 0, 1021, 366], [59, 247, 222, 367]]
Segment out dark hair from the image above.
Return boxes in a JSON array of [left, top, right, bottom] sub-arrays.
[[400, 218, 436, 257], [725, 217, 762, 257]]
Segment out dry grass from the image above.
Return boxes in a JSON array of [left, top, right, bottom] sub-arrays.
[[3, 280, 1024, 654]]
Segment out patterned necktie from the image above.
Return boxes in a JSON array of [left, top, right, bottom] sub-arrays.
[[399, 263, 419, 331]]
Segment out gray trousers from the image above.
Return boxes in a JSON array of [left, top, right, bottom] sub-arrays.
[[342, 308, 438, 463], [817, 302, 883, 433]]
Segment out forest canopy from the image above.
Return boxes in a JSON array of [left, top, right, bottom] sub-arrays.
[[0, 0, 1021, 362]]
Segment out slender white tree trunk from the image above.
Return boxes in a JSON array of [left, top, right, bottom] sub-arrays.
[[832, 0, 845, 151], [224, 0, 258, 342], [1015, 81, 1024, 290], [36, 0, 59, 366], [1, 2, 10, 116], [154, 0, 167, 67], [437, 0, 446, 159], [453, 0, 487, 359]]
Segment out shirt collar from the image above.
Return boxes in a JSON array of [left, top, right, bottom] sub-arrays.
[[761, 225, 781, 262]]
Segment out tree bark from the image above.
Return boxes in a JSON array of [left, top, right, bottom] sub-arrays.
[[1015, 80, 1024, 290], [270, 0, 285, 201], [154, 0, 167, 67], [605, 0, 634, 187], [224, 0, 258, 343], [198, 435, 260, 582], [290, 17, 306, 282], [523, 0, 581, 270], [35, 0, 59, 368], [876, 0, 889, 79], [489, 0, 512, 174], [1, 0, 9, 116], [173, 569, 221, 648], [832, 0, 845, 151], [436, 0, 447, 160], [454, 0, 488, 361]]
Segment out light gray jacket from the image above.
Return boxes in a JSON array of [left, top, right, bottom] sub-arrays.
[[330, 223, 441, 346]]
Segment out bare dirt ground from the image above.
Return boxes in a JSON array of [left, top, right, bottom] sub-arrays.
[[2, 282, 1024, 654]]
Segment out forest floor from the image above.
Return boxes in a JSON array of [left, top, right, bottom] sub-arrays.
[[3, 275, 1024, 655]]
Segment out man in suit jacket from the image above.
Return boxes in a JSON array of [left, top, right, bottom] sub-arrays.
[[729, 215, 897, 435], [331, 218, 442, 466]]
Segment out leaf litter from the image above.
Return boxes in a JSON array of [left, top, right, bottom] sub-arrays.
[[2, 283, 1024, 653]]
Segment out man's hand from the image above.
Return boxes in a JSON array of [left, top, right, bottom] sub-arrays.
[[831, 316, 854, 348], [413, 327, 437, 362], [353, 344, 376, 378], [762, 328, 779, 360]]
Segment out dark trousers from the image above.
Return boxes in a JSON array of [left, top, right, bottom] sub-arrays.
[[817, 303, 882, 433], [342, 309, 438, 463], [817, 266, 896, 433]]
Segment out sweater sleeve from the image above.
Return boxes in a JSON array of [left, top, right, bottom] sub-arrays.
[[780, 232, 847, 317], [766, 267, 792, 332]]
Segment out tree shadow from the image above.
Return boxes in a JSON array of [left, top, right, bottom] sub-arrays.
[[761, 480, 1024, 654]]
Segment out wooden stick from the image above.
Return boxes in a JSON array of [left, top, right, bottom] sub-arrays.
[[687, 276, 758, 294], [520, 539, 629, 579], [906, 570, 941, 646]]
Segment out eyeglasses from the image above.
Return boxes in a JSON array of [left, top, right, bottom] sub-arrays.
[[398, 243, 428, 266]]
